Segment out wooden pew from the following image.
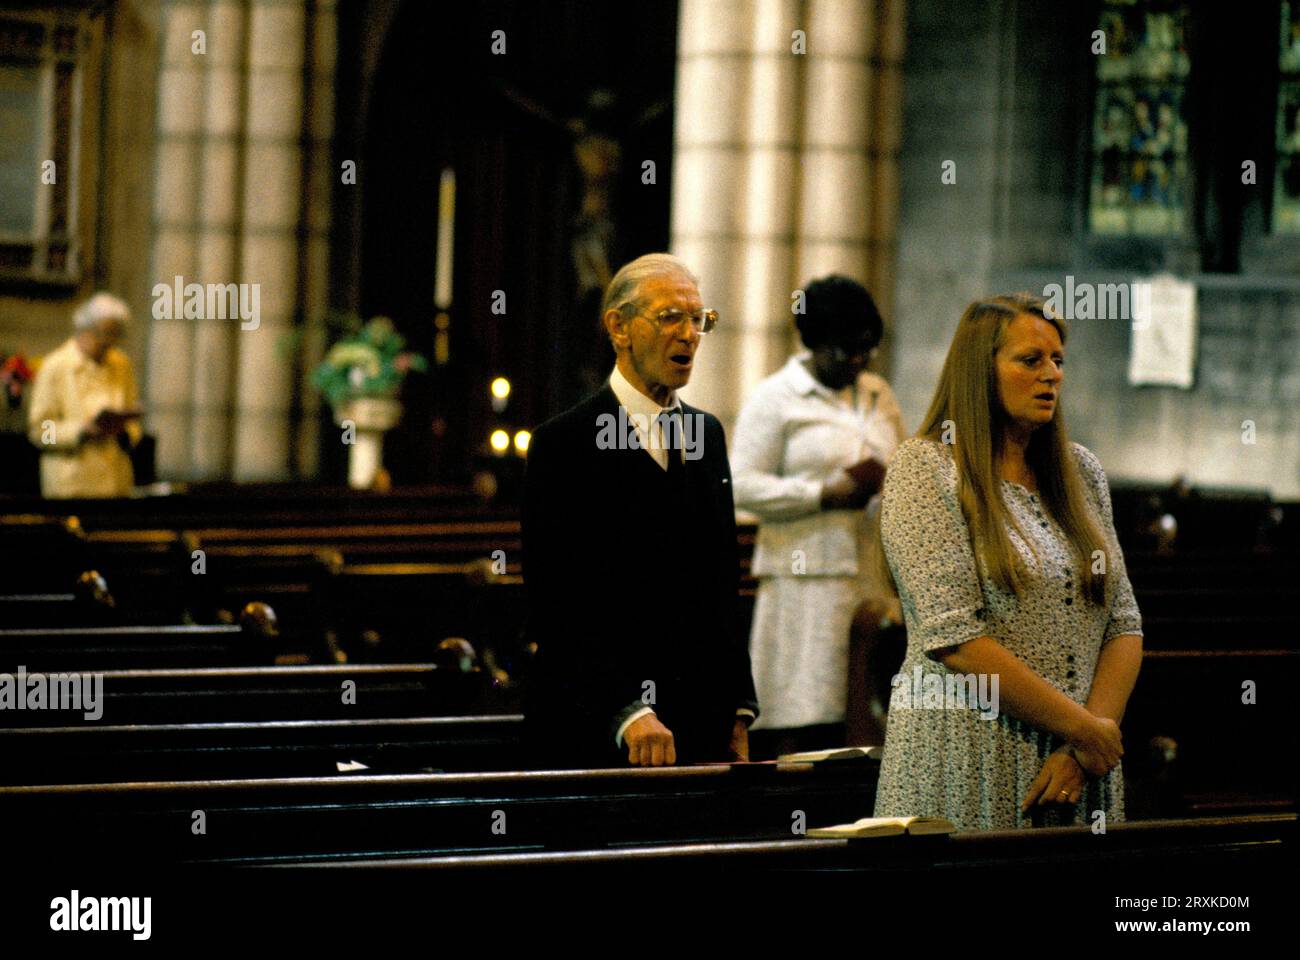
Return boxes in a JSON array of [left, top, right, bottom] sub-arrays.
[[185, 520, 521, 564], [79, 524, 526, 652], [1123, 648, 1298, 816], [0, 570, 118, 627], [1114, 544, 1299, 817], [0, 484, 492, 531], [0, 714, 527, 783], [0, 514, 92, 593], [73, 528, 193, 622], [323, 562, 526, 663], [0, 761, 880, 864], [0, 603, 280, 671], [282, 813, 1295, 876], [0, 663, 492, 726]]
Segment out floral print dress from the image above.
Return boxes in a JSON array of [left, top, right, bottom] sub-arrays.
[[872, 438, 1143, 831]]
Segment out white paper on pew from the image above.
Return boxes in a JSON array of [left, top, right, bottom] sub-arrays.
[[336, 760, 370, 772]]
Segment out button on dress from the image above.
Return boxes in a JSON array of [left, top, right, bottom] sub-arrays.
[[872, 438, 1143, 831]]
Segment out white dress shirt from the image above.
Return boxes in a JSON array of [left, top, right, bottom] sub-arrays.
[[609, 363, 683, 471]]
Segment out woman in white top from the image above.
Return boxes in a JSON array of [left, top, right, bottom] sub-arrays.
[[731, 277, 906, 758]]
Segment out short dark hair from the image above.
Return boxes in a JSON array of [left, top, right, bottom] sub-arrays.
[[795, 275, 884, 350]]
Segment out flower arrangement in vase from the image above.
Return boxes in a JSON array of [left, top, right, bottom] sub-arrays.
[[308, 316, 428, 488]]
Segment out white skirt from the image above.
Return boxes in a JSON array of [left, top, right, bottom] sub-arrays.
[[748, 575, 862, 729]]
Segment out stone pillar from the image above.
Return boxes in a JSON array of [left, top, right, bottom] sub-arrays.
[[147, 0, 206, 479], [671, 0, 906, 433], [230, 0, 305, 480], [146, 0, 334, 481], [192, 0, 243, 477]]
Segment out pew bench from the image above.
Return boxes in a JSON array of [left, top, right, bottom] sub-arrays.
[[0, 761, 881, 864], [0, 714, 527, 782]]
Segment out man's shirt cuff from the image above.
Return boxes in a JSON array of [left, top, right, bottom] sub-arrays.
[[614, 706, 655, 748]]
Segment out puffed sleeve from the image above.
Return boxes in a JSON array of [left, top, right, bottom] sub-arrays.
[[880, 439, 989, 657], [1072, 444, 1143, 643], [731, 380, 823, 522]]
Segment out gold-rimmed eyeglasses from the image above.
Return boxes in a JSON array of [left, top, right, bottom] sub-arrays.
[[622, 306, 719, 335]]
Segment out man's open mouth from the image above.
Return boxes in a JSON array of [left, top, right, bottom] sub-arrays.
[[670, 353, 693, 367]]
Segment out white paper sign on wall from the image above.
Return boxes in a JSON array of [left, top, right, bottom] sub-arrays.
[[1128, 274, 1197, 389]]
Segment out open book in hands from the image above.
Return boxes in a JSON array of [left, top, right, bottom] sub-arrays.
[[89, 405, 142, 434], [92, 408, 143, 433], [807, 815, 955, 839], [777, 746, 882, 763]]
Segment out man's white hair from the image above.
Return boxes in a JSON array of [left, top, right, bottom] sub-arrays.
[[73, 292, 131, 331], [600, 253, 699, 320]]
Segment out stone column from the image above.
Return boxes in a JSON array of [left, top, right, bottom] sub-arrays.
[[192, 0, 243, 477], [230, 0, 305, 480], [146, 0, 334, 481], [671, 0, 906, 432], [147, 0, 206, 478]]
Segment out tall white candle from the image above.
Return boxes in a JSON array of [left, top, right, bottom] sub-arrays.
[[434, 168, 456, 309]]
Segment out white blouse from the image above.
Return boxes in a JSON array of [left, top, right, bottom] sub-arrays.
[[731, 353, 905, 578]]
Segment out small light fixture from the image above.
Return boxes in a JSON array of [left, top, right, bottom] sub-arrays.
[[513, 430, 531, 455], [490, 377, 510, 413], [489, 429, 510, 454]]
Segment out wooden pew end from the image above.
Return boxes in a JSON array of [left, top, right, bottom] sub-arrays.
[[75, 569, 117, 611], [239, 601, 281, 641]]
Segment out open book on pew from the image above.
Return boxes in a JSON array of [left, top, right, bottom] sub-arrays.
[[777, 745, 882, 763], [807, 816, 955, 838]]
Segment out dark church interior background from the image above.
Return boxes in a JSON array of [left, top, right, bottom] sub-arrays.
[[0, 0, 1296, 931]]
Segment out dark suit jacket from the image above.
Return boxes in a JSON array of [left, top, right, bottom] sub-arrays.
[[520, 383, 759, 768]]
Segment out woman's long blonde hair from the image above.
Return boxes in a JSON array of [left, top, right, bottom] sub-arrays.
[[906, 293, 1109, 604]]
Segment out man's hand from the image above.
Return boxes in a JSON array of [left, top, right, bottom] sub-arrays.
[[1022, 750, 1085, 811], [728, 719, 750, 762], [624, 713, 676, 766]]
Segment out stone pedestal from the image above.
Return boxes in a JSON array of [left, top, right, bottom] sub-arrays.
[[335, 396, 401, 489]]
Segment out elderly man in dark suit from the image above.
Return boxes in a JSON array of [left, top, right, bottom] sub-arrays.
[[522, 253, 759, 768]]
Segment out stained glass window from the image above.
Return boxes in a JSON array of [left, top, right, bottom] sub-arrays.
[[1275, 0, 1300, 233], [1089, 0, 1191, 235]]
